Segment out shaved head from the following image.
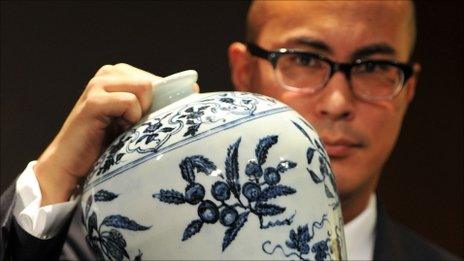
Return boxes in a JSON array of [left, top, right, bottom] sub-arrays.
[[246, 1, 416, 57]]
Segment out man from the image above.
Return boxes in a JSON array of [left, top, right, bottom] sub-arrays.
[[0, 1, 459, 260]]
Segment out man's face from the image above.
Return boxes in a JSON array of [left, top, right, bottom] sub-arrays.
[[230, 2, 418, 201]]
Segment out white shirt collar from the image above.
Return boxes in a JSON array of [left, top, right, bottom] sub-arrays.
[[343, 194, 377, 260]]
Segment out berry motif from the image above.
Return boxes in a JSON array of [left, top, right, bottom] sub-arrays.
[[211, 181, 231, 201], [242, 182, 261, 202], [185, 183, 205, 205], [153, 135, 299, 252], [264, 167, 281, 186], [220, 206, 239, 226], [245, 161, 263, 178], [198, 200, 219, 224]]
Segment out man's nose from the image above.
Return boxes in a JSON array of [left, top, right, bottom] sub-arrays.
[[315, 72, 355, 121]]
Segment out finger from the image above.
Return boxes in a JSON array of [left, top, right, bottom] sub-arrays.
[[192, 83, 200, 93], [83, 91, 143, 126], [112, 63, 162, 82], [86, 75, 152, 115]]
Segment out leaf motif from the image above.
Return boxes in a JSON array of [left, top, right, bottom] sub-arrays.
[[85, 235, 103, 259], [179, 158, 195, 183], [86, 235, 103, 259], [189, 155, 217, 175], [134, 250, 143, 261], [276, 160, 297, 173], [101, 237, 129, 261], [308, 169, 324, 183], [324, 184, 334, 198], [145, 134, 156, 145], [220, 98, 234, 104], [153, 189, 186, 204], [299, 243, 310, 255], [299, 117, 316, 131], [115, 153, 124, 163], [102, 215, 150, 231], [285, 239, 297, 250], [182, 219, 203, 241], [255, 203, 285, 216], [84, 195, 92, 220], [307, 148, 315, 165], [105, 229, 127, 249], [311, 241, 329, 260], [160, 127, 175, 133], [258, 185, 296, 202], [315, 139, 326, 156], [184, 124, 200, 137], [88, 212, 97, 235], [292, 120, 311, 142], [328, 170, 337, 193], [319, 156, 330, 177], [198, 106, 209, 111], [255, 135, 278, 165], [299, 224, 310, 243], [289, 229, 298, 243], [142, 121, 161, 133], [136, 134, 156, 144], [136, 135, 146, 144], [94, 189, 119, 202], [222, 211, 250, 251], [225, 138, 241, 198], [185, 107, 194, 113]]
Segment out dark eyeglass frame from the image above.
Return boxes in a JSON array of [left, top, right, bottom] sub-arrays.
[[246, 42, 414, 100]]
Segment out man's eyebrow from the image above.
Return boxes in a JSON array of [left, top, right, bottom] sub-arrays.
[[286, 37, 333, 54], [351, 44, 396, 60]]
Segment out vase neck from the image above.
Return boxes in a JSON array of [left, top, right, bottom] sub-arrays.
[[150, 70, 198, 113]]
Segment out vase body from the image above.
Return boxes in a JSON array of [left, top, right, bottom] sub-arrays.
[[81, 91, 347, 260]]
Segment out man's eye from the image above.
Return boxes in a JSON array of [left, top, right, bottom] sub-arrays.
[[358, 62, 390, 73], [291, 54, 318, 67]]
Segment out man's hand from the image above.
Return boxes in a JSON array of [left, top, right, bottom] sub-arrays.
[[35, 63, 164, 206]]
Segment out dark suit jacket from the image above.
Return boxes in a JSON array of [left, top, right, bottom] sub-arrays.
[[1, 181, 460, 260]]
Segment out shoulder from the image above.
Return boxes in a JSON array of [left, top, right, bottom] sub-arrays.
[[374, 203, 461, 260]]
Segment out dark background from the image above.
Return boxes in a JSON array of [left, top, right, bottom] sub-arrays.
[[1, 1, 462, 257]]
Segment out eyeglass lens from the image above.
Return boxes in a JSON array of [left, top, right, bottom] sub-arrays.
[[275, 54, 404, 99]]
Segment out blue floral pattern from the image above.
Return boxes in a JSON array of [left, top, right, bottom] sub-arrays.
[[83, 190, 151, 260], [292, 120, 340, 210], [262, 214, 342, 260], [153, 135, 298, 251], [85, 92, 286, 189]]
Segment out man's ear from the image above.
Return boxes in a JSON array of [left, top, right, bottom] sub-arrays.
[[228, 42, 253, 92], [406, 63, 421, 103]]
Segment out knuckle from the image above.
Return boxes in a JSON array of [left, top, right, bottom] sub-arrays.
[[114, 63, 130, 69], [120, 93, 139, 107], [86, 76, 106, 90], [81, 94, 104, 111], [137, 82, 152, 92], [95, 64, 114, 75]]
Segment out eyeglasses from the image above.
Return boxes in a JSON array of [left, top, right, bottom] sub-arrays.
[[246, 43, 414, 101]]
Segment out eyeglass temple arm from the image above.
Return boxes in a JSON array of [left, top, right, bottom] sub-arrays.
[[246, 43, 270, 59]]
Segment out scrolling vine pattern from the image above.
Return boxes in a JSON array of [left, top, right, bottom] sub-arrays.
[[88, 92, 280, 180], [262, 214, 344, 261]]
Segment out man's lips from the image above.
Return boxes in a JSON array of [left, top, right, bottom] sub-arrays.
[[321, 138, 363, 158]]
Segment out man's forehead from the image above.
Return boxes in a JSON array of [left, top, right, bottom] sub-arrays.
[[251, 1, 411, 21], [248, 1, 414, 59]]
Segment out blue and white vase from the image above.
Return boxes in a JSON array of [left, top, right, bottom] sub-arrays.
[[81, 70, 347, 260]]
